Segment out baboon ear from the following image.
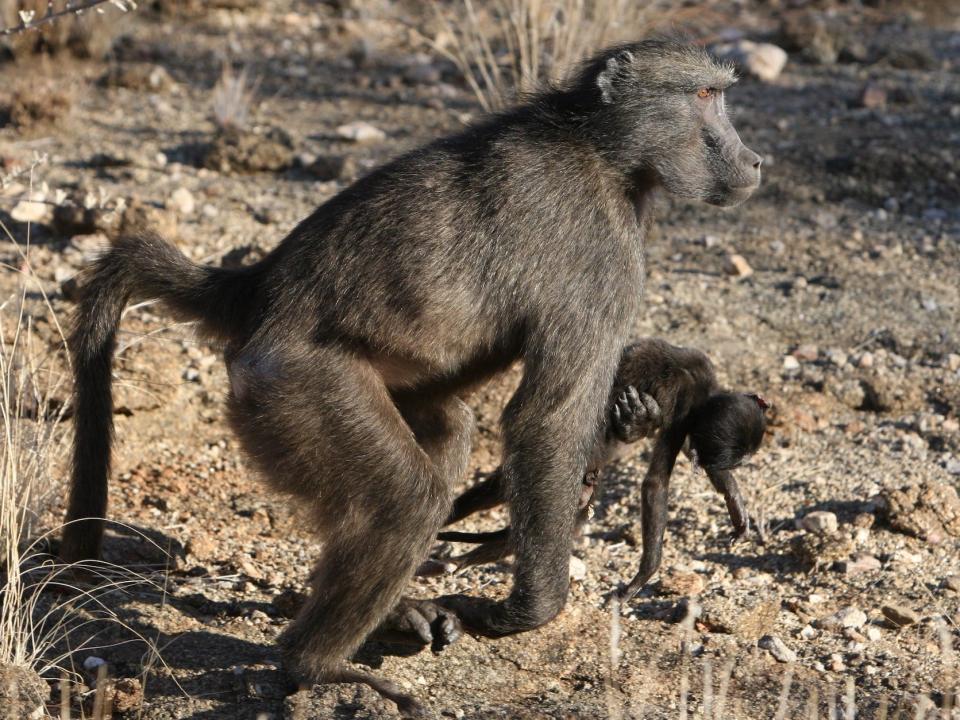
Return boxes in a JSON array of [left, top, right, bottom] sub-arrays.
[[597, 50, 634, 104]]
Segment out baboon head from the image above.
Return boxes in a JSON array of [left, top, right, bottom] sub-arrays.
[[575, 38, 762, 207], [687, 392, 768, 471]]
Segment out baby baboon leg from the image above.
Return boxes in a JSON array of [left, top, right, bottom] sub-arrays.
[[705, 467, 749, 537], [445, 470, 505, 525], [227, 346, 455, 704], [619, 425, 686, 601]]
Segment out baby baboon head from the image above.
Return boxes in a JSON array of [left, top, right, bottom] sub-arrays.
[[575, 38, 762, 207]]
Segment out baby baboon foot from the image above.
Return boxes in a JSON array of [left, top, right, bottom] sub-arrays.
[[377, 597, 463, 650], [437, 595, 548, 638], [611, 386, 662, 443]]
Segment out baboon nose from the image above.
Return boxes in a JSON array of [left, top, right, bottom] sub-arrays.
[[741, 147, 762, 171]]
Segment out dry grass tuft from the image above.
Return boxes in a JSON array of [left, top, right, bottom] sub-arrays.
[[428, 0, 691, 111]]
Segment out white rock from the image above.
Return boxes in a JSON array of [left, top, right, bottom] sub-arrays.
[[336, 121, 386, 144], [569, 555, 587, 582], [782, 355, 801, 373], [800, 510, 838, 535], [833, 607, 867, 629], [168, 187, 195, 216], [759, 634, 797, 663], [11, 193, 50, 224], [724, 253, 753, 278], [866, 626, 881, 641], [713, 40, 788, 82]]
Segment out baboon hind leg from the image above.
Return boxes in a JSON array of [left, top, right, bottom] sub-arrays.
[[227, 346, 467, 714]]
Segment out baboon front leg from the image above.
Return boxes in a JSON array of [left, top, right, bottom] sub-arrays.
[[619, 425, 686, 602], [227, 347, 463, 714], [441, 353, 618, 636]]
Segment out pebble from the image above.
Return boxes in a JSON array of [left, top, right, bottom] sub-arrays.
[[168, 187, 196, 216], [860, 83, 887, 109], [659, 569, 705, 596], [841, 553, 881, 576], [712, 40, 789, 82], [569, 555, 587, 581], [829, 653, 845, 671], [881, 604, 920, 628], [83, 656, 107, 671], [800, 510, 838, 535], [944, 576, 960, 593], [336, 121, 387, 143], [947, 354, 960, 372], [758, 634, 797, 663], [819, 606, 866, 630], [793, 344, 819, 362], [866, 627, 882, 641], [724, 253, 753, 279], [800, 625, 819, 640], [782, 355, 801, 373], [11, 194, 50, 223]]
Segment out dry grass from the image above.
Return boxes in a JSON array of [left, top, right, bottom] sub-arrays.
[[210, 61, 255, 132], [0, 186, 171, 717], [427, 0, 691, 111]]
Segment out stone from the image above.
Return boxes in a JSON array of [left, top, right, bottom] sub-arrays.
[[10, 193, 50, 224], [336, 121, 386, 144], [841, 553, 881, 576], [782, 355, 801, 373], [699, 594, 781, 641], [204, 126, 295, 174], [947, 354, 960, 372], [819, 607, 866, 630], [0, 664, 46, 720], [307, 154, 358, 182], [712, 40, 788, 82], [793, 344, 819, 362], [187, 530, 218, 561], [878, 480, 960, 543], [659, 569, 705, 596], [860, 83, 887, 109], [944, 576, 960, 593], [168, 187, 195, 216], [800, 511, 838, 535], [569, 555, 587, 582], [724, 253, 753, 278], [759, 634, 797, 663], [108, 678, 143, 713], [881, 605, 920, 628]]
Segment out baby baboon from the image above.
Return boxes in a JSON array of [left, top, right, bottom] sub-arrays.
[[431, 339, 768, 602], [61, 38, 760, 713]]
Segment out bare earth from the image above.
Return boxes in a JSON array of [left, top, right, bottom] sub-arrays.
[[1, 2, 958, 718]]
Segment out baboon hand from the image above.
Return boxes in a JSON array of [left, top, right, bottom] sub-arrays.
[[611, 386, 662, 443], [375, 598, 463, 651]]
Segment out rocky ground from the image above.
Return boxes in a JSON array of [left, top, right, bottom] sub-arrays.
[[1, 1, 959, 718]]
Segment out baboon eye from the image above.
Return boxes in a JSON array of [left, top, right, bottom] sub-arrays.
[[697, 87, 715, 99]]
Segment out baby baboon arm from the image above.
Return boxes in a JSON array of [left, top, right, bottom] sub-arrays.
[[705, 467, 749, 538], [444, 470, 504, 526], [619, 424, 686, 601], [610, 385, 662, 444]]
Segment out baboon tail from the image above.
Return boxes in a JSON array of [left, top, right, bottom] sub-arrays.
[[61, 232, 256, 562]]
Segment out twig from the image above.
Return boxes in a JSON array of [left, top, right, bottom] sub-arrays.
[[0, 0, 135, 37]]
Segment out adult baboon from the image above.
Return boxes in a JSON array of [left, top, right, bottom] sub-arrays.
[[430, 339, 769, 602], [62, 39, 760, 713]]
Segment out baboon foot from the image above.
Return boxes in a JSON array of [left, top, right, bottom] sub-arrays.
[[611, 386, 662, 443], [375, 597, 463, 650]]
